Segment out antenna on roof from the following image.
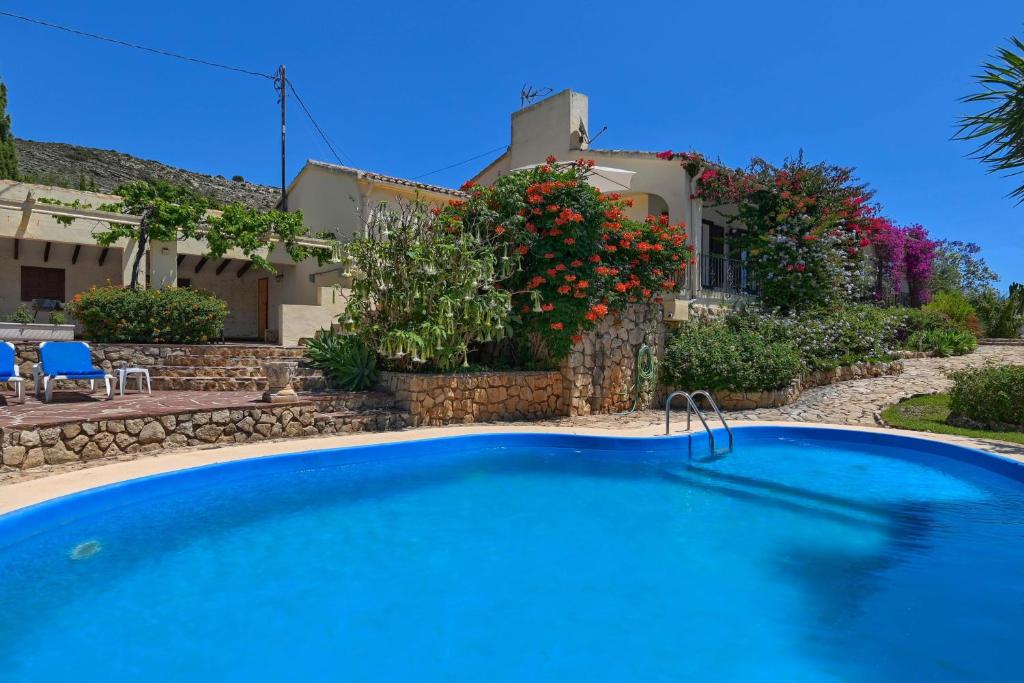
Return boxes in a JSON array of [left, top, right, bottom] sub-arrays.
[[588, 125, 608, 146], [520, 85, 553, 109]]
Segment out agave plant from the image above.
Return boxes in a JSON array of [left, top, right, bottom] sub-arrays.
[[304, 330, 379, 391], [956, 34, 1024, 202]]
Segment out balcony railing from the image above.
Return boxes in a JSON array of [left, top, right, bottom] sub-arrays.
[[700, 252, 759, 296]]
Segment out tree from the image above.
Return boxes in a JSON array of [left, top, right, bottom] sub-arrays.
[[84, 180, 332, 288], [956, 34, 1024, 202], [0, 79, 18, 180], [930, 240, 999, 297]]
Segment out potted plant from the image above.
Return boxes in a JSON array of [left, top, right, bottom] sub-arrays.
[[0, 303, 76, 341]]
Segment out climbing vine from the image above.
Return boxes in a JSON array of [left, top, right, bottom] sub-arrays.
[[43, 179, 333, 288]]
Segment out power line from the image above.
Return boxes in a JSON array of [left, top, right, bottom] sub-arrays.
[[411, 145, 508, 180], [0, 10, 275, 80], [285, 78, 353, 166]]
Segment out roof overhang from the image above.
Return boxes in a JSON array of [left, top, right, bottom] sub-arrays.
[[512, 163, 636, 193]]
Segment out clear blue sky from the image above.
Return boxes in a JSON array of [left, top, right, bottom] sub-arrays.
[[1, 1, 1021, 288]]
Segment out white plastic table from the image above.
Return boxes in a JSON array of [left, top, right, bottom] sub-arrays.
[[117, 367, 152, 396]]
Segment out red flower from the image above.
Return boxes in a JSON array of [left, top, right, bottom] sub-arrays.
[[550, 322, 564, 330], [516, 245, 529, 256], [546, 154, 558, 164], [563, 237, 576, 245], [557, 285, 571, 295], [494, 225, 506, 235], [570, 259, 583, 267], [541, 303, 554, 312], [656, 150, 674, 160]]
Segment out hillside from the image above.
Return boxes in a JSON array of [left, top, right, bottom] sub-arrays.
[[13, 138, 280, 210]]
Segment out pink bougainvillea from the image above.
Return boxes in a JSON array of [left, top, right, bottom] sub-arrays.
[[869, 220, 938, 306]]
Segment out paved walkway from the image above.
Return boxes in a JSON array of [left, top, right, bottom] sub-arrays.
[[530, 343, 1024, 430]]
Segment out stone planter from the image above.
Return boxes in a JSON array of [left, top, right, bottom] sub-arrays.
[[0, 322, 74, 341], [262, 361, 298, 403]]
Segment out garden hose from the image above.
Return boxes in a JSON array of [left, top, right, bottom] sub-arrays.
[[616, 342, 658, 415]]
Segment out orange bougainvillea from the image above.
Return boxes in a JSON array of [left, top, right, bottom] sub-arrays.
[[444, 158, 693, 359]]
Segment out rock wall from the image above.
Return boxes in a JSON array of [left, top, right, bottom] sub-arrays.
[[11, 342, 312, 392], [689, 360, 905, 410], [1, 399, 407, 470], [560, 303, 665, 416], [378, 370, 563, 427]]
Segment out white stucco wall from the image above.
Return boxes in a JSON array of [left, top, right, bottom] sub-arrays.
[[0, 237, 124, 321]]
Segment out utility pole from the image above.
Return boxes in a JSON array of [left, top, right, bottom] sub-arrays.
[[276, 64, 287, 211]]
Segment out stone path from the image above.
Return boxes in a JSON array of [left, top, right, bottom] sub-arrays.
[[532, 343, 1024, 429]]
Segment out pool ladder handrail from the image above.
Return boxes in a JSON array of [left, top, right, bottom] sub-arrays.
[[664, 390, 734, 453]]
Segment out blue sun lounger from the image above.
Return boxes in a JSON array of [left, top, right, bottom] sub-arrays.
[[34, 341, 113, 402], [0, 341, 25, 403]]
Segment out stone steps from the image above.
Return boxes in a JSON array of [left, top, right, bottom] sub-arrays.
[[149, 376, 268, 391], [314, 408, 408, 435]]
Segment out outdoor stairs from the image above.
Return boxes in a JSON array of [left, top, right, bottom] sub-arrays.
[[308, 391, 409, 434], [147, 345, 319, 392]]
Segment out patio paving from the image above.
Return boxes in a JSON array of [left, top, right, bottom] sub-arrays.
[[0, 391, 274, 429]]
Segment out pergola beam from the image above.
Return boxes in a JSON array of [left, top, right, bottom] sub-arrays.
[[194, 257, 208, 274], [72, 245, 81, 264], [43, 242, 51, 262], [216, 258, 231, 275], [236, 261, 252, 278], [98, 247, 109, 266]]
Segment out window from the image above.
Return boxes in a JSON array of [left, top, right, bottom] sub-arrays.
[[20, 266, 65, 302]]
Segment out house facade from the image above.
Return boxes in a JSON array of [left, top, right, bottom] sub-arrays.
[[0, 160, 463, 345], [471, 90, 752, 314]]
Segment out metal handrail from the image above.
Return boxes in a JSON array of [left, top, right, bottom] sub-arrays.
[[690, 390, 734, 451], [664, 391, 715, 451]]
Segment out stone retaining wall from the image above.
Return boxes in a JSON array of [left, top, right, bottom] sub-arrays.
[[705, 360, 904, 410], [378, 370, 563, 427], [11, 342, 310, 392], [560, 303, 665, 416], [0, 400, 409, 470]]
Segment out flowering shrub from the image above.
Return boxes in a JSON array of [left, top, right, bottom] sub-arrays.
[[658, 152, 880, 311], [441, 159, 693, 360], [731, 306, 899, 372], [340, 202, 513, 371], [66, 286, 227, 343]]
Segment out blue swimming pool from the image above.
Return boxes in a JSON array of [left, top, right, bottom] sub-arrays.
[[0, 426, 1021, 682]]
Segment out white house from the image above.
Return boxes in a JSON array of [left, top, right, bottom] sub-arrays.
[[471, 89, 753, 313], [0, 159, 464, 345]]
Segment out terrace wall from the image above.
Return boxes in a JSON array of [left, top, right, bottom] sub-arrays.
[[378, 370, 563, 427]]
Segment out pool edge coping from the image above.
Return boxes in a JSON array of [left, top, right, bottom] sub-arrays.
[[2, 420, 1022, 516]]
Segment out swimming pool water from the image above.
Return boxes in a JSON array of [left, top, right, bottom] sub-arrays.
[[0, 428, 1021, 682]]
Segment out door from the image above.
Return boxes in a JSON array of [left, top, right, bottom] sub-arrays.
[[257, 277, 269, 341]]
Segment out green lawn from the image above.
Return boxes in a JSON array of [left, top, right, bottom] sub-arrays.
[[882, 393, 1024, 445]]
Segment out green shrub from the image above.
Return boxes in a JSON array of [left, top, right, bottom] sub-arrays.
[[66, 286, 227, 343], [737, 305, 896, 372], [906, 328, 977, 357], [663, 320, 802, 391], [4, 304, 34, 324], [304, 329, 378, 391], [972, 283, 1024, 338], [949, 365, 1024, 427], [49, 311, 67, 325], [923, 291, 976, 326]]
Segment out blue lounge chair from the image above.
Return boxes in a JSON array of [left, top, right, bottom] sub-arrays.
[[0, 341, 24, 403], [34, 341, 113, 402]]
